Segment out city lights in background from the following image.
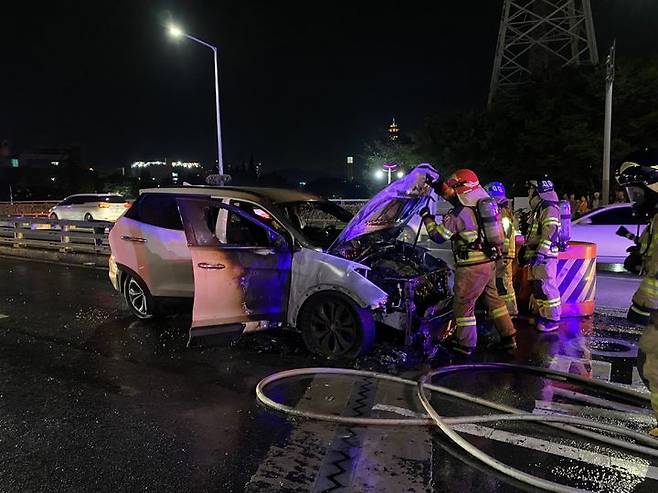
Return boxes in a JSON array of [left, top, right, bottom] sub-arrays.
[[131, 161, 166, 168], [171, 161, 201, 169]]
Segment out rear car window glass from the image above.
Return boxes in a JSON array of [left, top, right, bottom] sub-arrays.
[[589, 206, 646, 225], [99, 195, 126, 203], [124, 194, 183, 230]]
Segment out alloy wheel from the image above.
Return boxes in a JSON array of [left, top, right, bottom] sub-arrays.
[[308, 300, 357, 355], [127, 278, 149, 317]]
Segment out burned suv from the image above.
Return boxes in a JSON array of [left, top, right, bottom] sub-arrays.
[[108, 165, 453, 358]]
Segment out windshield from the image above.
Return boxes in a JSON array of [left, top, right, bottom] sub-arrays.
[[276, 200, 353, 249]]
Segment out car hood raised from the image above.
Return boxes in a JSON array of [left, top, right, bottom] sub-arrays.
[[329, 163, 440, 251]]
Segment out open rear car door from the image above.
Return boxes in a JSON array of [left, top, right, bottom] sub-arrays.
[[177, 197, 292, 344]]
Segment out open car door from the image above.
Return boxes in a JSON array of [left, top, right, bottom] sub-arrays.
[[177, 197, 292, 344]]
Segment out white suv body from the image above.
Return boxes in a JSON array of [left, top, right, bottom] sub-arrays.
[[49, 194, 130, 222], [108, 165, 452, 357]]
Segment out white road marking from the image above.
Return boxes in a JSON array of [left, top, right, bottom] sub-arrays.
[[533, 400, 656, 425], [453, 423, 658, 481], [549, 355, 612, 381], [552, 387, 652, 415]]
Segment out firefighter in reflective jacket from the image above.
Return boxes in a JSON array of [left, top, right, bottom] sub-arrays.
[[420, 169, 516, 356], [522, 178, 561, 332], [617, 161, 658, 325], [615, 159, 658, 435], [484, 181, 518, 316]]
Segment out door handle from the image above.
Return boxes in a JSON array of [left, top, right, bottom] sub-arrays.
[[121, 235, 147, 243], [198, 262, 226, 270]]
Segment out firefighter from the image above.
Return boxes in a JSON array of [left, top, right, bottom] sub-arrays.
[[484, 181, 518, 316], [617, 161, 658, 325], [615, 160, 658, 435], [522, 177, 562, 332], [420, 169, 516, 356]]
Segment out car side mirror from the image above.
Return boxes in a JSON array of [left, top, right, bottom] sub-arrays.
[[269, 231, 289, 251]]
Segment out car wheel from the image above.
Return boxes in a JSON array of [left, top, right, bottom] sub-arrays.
[[123, 275, 156, 320], [300, 293, 375, 359], [49, 213, 58, 220], [84, 212, 94, 222]]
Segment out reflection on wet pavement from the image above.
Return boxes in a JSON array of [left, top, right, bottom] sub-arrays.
[[0, 257, 656, 492]]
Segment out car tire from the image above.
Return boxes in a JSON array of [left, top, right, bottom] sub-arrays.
[[299, 293, 375, 359], [84, 212, 94, 222], [123, 274, 157, 320], [49, 213, 58, 220]]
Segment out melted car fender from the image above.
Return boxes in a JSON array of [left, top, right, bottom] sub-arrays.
[[287, 248, 387, 326]]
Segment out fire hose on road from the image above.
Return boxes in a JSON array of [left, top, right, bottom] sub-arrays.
[[255, 363, 656, 493]]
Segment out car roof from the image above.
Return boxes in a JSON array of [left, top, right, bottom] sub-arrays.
[[139, 186, 324, 204], [65, 193, 122, 198]]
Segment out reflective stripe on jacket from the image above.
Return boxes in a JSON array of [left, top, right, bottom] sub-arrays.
[[424, 206, 491, 266], [639, 214, 658, 277], [525, 201, 560, 259]]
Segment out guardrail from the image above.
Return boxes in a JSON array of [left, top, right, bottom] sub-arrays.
[[0, 201, 60, 217], [0, 217, 112, 255]]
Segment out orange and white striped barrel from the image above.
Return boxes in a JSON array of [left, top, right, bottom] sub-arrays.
[[557, 241, 597, 317], [513, 240, 597, 317]]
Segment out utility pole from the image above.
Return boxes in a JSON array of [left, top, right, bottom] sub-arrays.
[[602, 41, 616, 206]]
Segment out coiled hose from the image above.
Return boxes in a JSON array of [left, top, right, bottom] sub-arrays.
[[255, 363, 656, 493]]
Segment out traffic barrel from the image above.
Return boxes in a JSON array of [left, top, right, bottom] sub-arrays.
[[514, 241, 597, 317], [557, 241, 597, 317]]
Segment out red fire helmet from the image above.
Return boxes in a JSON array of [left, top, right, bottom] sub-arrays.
[[446, 169, 481, 194]]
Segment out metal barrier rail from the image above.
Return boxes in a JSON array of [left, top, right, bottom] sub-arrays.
[[0, 217, 112, 255], [0, 201, 60, 217]]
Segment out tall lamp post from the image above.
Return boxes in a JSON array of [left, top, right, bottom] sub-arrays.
[[168, 24, 224, 176], [601, 41, 616, 206]]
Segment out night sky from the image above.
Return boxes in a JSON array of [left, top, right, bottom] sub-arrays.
[[2, 1, 658, 178]]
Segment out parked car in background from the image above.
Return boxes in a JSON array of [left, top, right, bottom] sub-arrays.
[[570, 203, 648, 264], [108, 166, 453, 358], [48, 194, 130, 222]]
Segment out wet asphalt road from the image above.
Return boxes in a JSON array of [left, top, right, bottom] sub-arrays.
[[0, 256, 657, 492]]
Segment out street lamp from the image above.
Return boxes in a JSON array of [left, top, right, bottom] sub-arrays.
[[382, 163, 398, 185], [168, 23, 224, 175]]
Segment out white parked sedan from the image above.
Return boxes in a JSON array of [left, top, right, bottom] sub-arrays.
[[570, 203, 647, 264], [48, 194, 130, 222]]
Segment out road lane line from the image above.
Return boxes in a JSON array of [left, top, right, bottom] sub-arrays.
[[453, 423, 658, 481]]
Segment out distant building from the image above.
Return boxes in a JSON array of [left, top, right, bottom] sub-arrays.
[[346, 156, 354, 182], [9, 146, 81, 170], [388, 118, 400, 141]]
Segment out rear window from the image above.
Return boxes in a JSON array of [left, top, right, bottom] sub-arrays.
[[99, 195, 126, 203], [124, 194, 183, 230]]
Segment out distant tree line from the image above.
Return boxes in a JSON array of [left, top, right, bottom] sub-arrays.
[[362, 57, 658, 198]]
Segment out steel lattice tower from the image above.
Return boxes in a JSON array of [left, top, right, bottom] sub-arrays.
[[488, 0, 598, 106]]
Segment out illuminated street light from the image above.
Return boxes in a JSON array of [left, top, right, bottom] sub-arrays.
[[396, 170, 404, 179], [167, 23, 224, 175], [168, 24, 183, 38], [375, 169, 385, 180], [382, 162, 398, 185]]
